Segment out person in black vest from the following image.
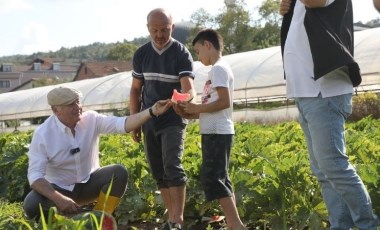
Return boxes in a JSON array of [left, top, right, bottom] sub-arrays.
[[280, 0, 379, 229]]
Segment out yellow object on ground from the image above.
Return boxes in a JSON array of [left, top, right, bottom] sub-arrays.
[[93, 191, 120, 214]]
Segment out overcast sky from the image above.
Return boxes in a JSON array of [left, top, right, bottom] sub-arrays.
[[0, 0, 378, 57]]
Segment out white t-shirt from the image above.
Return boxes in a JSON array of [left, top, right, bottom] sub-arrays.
[[283, 0, 353, 99], [199, 58, 234, 134]]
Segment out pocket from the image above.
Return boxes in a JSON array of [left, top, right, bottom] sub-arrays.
[[329, 94, 352, 119]]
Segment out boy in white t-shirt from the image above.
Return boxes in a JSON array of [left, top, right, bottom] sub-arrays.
[[178, 29, 246, 230]]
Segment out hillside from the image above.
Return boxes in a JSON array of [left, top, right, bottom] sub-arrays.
[[0, 37, 149, 65]]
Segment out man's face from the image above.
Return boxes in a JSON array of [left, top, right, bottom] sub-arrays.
[[147, 20, 173, 50], [53, 99, 82, 127]]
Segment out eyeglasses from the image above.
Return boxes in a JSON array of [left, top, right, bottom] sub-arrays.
[[70, 147, 80, 155]]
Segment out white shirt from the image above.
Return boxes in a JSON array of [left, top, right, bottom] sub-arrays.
[[283, 0, 353, 99], [27, 111, 126, 191], [199, 58, 234, 134]]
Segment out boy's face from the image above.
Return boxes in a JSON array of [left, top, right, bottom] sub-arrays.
[[194, 41, 211, 66]]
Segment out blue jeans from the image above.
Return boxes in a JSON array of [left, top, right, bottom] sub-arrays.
[[296, 93, 379, 230]]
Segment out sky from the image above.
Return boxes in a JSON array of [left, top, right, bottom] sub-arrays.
[[0, 0, 379, 57]]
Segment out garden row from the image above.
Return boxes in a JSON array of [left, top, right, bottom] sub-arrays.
[[1, 115, 380, 229]]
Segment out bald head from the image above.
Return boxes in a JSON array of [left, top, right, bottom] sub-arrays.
[[146, 8, 174, 50], [147, 8, 173, 25]]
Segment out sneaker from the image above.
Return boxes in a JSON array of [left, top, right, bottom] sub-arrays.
[[162, 221, 182, 230], [162, 221, 171, 230], [170, 222, 182, 230]]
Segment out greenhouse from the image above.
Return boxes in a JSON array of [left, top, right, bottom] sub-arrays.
[[0, 28, 379, 126]]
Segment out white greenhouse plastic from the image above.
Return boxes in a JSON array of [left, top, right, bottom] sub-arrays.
[[1, 28, 379, 121]]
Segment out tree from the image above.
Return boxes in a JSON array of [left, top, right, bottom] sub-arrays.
[[107, 43, 138, 61], [190, 8, 216, 29], [251, 0, 281, 49], [215, 0, 255, 54], [188, 0, 281, 55]]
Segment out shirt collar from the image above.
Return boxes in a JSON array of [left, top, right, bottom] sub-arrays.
[[53, 115, 72, 134]]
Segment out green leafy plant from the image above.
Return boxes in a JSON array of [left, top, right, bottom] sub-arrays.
[[2, 116, 380, 229], [0, 132, 32, 202]]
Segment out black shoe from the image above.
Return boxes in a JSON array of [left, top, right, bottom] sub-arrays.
[[170, 222, 182, 230], [162, 221, 171, 230], [162, 221, 182, 230]]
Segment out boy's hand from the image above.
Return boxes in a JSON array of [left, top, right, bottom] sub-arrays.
[[178, 101, 200, 115]]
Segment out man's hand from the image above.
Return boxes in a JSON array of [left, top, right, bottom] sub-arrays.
[[31, 178, 80, 215], [279, 0, 292, 16], [131, 127, 142, 143], [55, 195, 80, 215], [151, 99, 171, 116]]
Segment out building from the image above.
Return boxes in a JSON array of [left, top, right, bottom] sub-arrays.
[[0, 58, 79, 93], [73, 60, 132, 81]]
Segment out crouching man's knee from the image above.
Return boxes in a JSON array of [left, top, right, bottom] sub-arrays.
[[23, 190, 53, 220]]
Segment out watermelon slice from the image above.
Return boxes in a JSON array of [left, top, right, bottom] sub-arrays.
[[171, 89, 192, 104], [201, 215, 226, 223], [73, 210, 117, 230]]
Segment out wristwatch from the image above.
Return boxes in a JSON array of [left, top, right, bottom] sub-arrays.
[[149, 107, 157, 118]]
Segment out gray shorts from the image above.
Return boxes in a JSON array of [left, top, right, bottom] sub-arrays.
[[201, 134, 233, 202], [143, 124, 187, 188]]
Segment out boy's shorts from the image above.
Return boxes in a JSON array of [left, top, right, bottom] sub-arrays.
[[201, 134, 234, 201]]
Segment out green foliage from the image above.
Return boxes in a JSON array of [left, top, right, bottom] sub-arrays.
[[0, 198, 36, 229], [251, 0, 281, 49], [107, 43, 138, 61], [188, 0, 281, 55], [345, 116, 380, 215], [98, 134, 161, 224], [0, 132, 32, 202], [230, 122, 328, 229], [2, 118, 380, 228], [351, 92, 380, 121], [215, 0, 253, 54]]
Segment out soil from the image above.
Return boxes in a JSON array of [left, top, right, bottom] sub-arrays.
[[118, 220, 227, 230]]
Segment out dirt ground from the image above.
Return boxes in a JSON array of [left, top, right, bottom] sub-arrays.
[[118, 220, 227, 230]]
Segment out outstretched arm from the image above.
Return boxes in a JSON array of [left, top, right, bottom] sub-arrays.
[[124, 99, 171, 132]]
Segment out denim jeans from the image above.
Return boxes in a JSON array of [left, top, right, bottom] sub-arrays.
[[296, 93, 379, 230]]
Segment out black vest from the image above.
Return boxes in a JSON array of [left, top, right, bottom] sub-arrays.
[[280, 0, 361, 87]]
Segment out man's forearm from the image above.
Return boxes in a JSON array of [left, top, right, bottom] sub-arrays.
[[31, 178, 62, 203], [124, 107, 154, 132]]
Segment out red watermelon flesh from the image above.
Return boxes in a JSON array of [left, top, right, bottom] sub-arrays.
[[73, 210, 117, 230], [171, 89, 192, 104]]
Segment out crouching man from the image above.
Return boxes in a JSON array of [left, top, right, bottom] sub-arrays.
[[23, 86, 170, 219]]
